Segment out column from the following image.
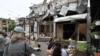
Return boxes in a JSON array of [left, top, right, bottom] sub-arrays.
[[77, 23, 79, 41], [87, 0, 91, 44], [50, 22, 51, 37], [53, 22, 56, 38], [37, 22, 39, 38], [34, 21, 38, 39]]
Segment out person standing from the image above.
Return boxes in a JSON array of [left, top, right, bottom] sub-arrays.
[[46, 42, 61, 56], [3, 26, 34, 56], [0, 31, 6, 56], [61, 43, 69, 56], [68, 44, 76, 56], [47, 38, 58, 50], [2, 32, 11, 45], [52, 42, 61, 56]]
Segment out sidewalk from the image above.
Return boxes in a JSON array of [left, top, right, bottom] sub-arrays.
[[30, 41, 39, 49], [30, 41, 48, 56]]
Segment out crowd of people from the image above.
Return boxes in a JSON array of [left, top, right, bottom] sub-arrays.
[[0, 26, 77, 56], [46, 38, 77, 56], [0, 26, 35, 56], [0, 30, 11, 56]]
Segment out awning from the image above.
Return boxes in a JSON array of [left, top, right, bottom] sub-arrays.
[[54, 13, 87, 22]]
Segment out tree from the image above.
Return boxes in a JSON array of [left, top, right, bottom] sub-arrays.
[[3, 23, 16, 32], [8, 23, 16, 32], [3, 27, 7, 32]]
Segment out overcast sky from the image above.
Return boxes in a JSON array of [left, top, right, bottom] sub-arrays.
[[0, 0, 45, 20]]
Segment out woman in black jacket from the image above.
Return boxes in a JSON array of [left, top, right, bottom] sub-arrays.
[[52, 42, 61, 56]]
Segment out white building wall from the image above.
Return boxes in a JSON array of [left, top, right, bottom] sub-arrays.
[[25, 25, 29, 32], [34, 21, 38, 39]]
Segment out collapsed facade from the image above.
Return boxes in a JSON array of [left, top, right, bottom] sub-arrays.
[[18, 0, 88, 41]]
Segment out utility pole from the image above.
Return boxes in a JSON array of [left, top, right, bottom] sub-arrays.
[[7, 21, 9, 35], [87, 0, 91, 46], [86, 0, 93, 56], [24, 18, 25, 31]]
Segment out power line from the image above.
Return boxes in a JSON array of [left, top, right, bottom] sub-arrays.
[[0, 3, 19, 18]]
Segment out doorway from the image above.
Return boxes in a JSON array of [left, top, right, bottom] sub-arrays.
[[63, 23, 75, 40]]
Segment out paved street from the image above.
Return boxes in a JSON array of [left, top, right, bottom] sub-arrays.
[[35, 42, 47, 56], [29, 36, 50, 56]]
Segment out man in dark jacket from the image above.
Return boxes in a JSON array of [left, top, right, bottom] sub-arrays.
[[0, 31, 6, 56]]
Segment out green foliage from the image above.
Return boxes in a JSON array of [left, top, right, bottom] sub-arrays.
[[91, 32, 100, 39], [3, 27, 7, 32], [3, 23, 16, 32], [91, 20, 100, 29], [61, 39, 77, 44], [77, 42, 87, 52], [8, 23, 16, 32], [62, 40, 87, 52]]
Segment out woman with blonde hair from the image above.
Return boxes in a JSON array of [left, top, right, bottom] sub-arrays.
[[3, 26, 34, 56]]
